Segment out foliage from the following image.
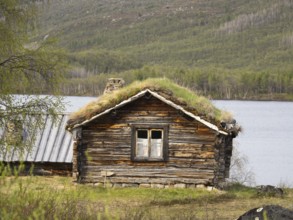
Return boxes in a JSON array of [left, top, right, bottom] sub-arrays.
[[2, 0, 292, 100], [223, 183, 258, 198], [61, 65, 293, 101], [228, 147, 256, 186], [1, 174, 293, 220], [0, 0, 66, 95], [0, 95, 64, 156], [36, 0, 293, 72], [68, 50, 142, 74], [0, 0, 65, 153]]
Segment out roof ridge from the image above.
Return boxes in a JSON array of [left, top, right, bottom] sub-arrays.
[[67, 89, 227, 135]]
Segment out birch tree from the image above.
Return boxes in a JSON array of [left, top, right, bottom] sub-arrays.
[[0, 0, 65, 154]]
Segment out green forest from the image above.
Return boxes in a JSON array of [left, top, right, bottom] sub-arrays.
[[19, 0, 293, 99]]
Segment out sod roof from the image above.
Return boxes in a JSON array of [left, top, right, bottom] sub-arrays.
[[66, 78, 233, 131]]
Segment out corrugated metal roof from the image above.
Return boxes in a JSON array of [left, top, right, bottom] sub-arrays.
[[0, 96, 96, 163], [0, 114, 73, 163]]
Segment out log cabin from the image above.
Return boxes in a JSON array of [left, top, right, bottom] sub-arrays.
[[66, 78, 240, 188]]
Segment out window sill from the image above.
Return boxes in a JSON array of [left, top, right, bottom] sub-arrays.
[[132, 157, 166, 162]]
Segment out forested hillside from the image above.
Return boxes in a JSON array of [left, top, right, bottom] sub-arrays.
[[32, 0, 293, 99]]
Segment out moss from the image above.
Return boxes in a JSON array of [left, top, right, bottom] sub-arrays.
[[67, 78, 232, 128]]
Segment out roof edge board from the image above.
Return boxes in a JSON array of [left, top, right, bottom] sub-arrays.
[[70, 89, 228, 135], [71, 90, 149, 130], [146, 90, 227, 135]]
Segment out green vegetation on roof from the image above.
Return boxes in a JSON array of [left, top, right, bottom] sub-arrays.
[[67, 78, 232, 128]]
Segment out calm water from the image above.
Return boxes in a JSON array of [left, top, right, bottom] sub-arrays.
[[214, 100, 293, 186], [64, 96, 97, 112]]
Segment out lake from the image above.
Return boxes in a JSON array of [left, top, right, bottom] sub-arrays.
[[214, 100, 293, 186]]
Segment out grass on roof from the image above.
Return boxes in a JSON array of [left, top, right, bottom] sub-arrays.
[[67, 78, 232, 128]]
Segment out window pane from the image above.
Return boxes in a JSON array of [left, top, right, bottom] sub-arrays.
[[150, 130, 163, 158], [137, 130, 148, 157], [137, 130, 148, 139], [137, 140, 148, 157], [151, 130, 162, 139]]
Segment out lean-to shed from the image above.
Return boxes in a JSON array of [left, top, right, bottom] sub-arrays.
[[0, 114, 73, 175], [0, 96, 96, 176], [66, 78, 240, 187]]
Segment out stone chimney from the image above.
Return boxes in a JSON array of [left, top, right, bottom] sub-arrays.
[[103, 78, 125, 94]]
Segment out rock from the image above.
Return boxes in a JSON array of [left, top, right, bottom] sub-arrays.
[[94, 182, 103, 187], [105, 182, 113, 188], [237, 205, 293, 220], [196, 184, 206, 189], [174, 183, 186, 188], [216, 181, 233, 190], [151, 184, 165, 189], [257, 185, 284, 197], [113, 183, 122, 188], [207, 186, 214, 191], [34, 168, 52, 176], [122, 183, 139, 188], [139, 184, 151, 188]]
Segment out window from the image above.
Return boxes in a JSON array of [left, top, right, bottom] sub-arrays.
[[131, 124, 168, 161]]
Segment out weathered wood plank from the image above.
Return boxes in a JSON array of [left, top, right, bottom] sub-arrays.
[[80, 176, 212, 185]]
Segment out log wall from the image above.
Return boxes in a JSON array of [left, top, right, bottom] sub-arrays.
[[73, 95, 230, 187], [2, 162, 72, 176]]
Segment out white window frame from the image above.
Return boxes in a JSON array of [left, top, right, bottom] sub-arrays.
[[131, 124, 168, 162]]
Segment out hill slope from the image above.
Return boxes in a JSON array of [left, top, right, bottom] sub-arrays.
[[24, 0, 293, 99], [36, 0, 293, 73]]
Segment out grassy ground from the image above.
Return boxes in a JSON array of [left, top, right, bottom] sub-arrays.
[[1, 176, 293, 219]]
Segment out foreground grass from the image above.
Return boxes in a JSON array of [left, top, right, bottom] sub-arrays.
[[1, 176, 293, 220]]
